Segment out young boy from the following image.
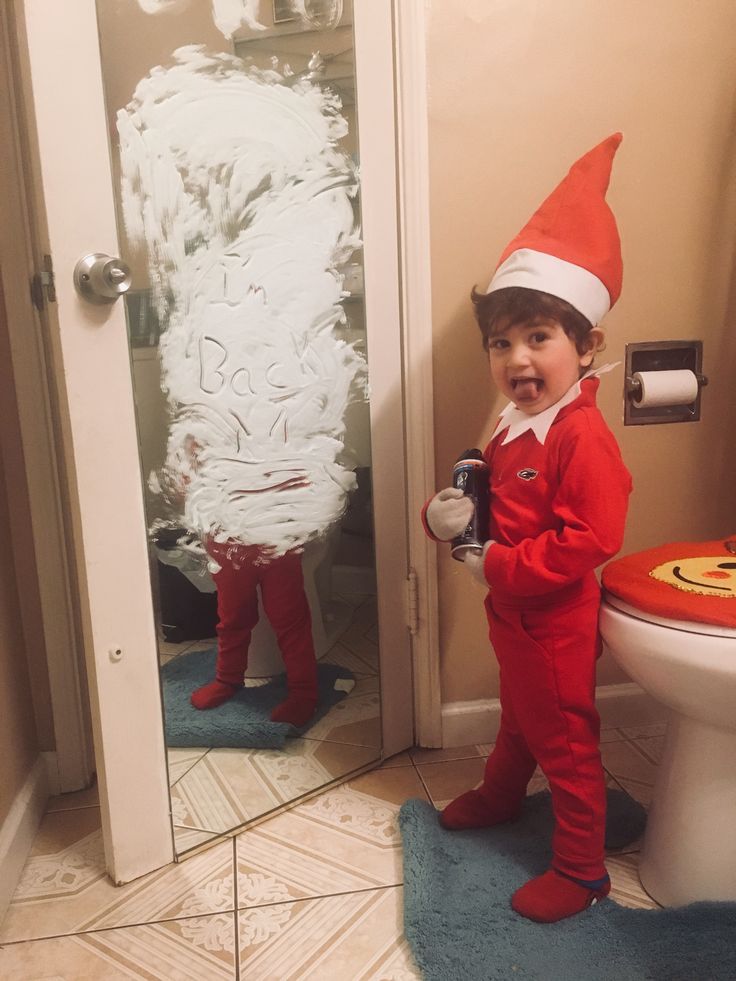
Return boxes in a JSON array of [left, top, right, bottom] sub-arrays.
[[422, 133, 632, 923]]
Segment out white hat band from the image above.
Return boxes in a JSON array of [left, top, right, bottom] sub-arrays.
[[486, 248, 612, 325]]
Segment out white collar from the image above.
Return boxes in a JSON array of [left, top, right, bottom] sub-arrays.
[[491, 362, 619, 447]]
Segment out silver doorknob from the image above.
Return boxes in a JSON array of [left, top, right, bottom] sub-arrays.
[[73, 253, 132, 304]]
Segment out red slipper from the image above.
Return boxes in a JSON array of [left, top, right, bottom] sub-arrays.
[[511, 869, 611, 922], [439, 789, 521, 831]]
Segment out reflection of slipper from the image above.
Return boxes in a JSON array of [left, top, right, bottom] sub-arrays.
[[270, 696, 317, 727], [190, 679, 240, 710], [161, 647, 354, 748], [401, 790, 736, 981]]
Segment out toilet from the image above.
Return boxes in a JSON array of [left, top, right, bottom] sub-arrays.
[[599, 536, 736, 906], [245, 527, 351, 677]]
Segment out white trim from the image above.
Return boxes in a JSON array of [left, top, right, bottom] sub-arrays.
[[442, 697, 502, 747], [487, 248, 611, 325], [0, 758, 49, 926], [353, 0, 414, 757], [441, 683, 668, 748], [393, 0, 442, 747]]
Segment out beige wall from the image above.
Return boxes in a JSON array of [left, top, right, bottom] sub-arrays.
[[426, 0, 736, 702]]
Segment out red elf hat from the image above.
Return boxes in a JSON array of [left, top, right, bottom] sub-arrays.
[[486, 133, 623, 325]]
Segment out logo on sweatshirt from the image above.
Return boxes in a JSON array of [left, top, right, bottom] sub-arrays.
[[517, 469, 539, 481]]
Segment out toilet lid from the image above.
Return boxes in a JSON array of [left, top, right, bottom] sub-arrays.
[[603, 593, 736, 638], [601, 535, 736, 630]]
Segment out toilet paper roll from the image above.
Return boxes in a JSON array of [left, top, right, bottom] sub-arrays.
[[632, 369, 699, 408]]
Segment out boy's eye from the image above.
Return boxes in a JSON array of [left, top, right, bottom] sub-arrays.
[[529, 331, 549, 344], [488, 337, 509, 351]]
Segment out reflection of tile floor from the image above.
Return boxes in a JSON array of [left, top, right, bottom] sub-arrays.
[[162, 593, 383, 853], [170, 738, 380, 842], [1, 724, 664, 977]]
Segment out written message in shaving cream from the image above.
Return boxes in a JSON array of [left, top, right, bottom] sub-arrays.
[[118, 46, 365, 557]]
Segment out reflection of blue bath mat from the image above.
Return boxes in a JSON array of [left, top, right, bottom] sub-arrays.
[[161, 647, 354, 749], [400, 790, 736, 981]]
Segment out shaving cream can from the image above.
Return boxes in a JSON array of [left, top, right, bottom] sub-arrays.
[[450, 449, 490, 561]]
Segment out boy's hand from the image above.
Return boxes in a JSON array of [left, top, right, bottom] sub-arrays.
[[462, 541, 493, 586], [426, 487, 473, 541]]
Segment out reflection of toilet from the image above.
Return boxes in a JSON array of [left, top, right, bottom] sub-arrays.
[[600, 537, 736, 905], [245, 530, 341, 678]]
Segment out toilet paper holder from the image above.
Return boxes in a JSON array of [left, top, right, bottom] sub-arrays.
[[624, 340, 707, 425]]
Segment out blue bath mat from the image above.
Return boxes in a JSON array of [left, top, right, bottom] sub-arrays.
[[161, 647, 354, 749], [400, 790, 736, 981]]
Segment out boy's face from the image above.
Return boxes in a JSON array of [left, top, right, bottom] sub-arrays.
[[487, 318, 599, 415]]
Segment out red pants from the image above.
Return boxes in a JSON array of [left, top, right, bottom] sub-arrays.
[[483, 576, 606, 880], [207, 542, 318, 701]]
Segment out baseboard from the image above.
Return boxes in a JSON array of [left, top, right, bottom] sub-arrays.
[[441, 697, 502, 747], [595, 682, 668, 729], [441, 682, 668, 748], [0, 757, 49, 927]]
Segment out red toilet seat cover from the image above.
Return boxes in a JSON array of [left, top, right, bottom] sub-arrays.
[[602, 536, 736, 629]]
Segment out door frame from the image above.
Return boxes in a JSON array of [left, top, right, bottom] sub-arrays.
[[394, 0, 442, 748], [2, 3, 95, 797], [13, 0, 440, 882]]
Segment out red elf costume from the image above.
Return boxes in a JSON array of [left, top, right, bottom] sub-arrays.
[[192, 539, 319, 727], [422, 134, 632, 922]]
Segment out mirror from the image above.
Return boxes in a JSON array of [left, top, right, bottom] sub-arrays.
[[96, 0, 381, 854]]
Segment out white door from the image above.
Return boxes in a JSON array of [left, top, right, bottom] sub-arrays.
[[18, 0, 413, 884]]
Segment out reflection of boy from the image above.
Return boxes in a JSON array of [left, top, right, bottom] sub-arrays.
[[179, 437, 319, 727], [191, 541, 318, 727], [423, 135, 632, 922]]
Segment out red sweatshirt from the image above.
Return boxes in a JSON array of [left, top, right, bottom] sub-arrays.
[[482, 378, 631, 602]]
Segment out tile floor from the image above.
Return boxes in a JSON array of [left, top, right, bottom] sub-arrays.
[[0, 724, 664, 979]]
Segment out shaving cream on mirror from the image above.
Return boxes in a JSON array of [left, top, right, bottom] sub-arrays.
[[118, 47, 365, 558]]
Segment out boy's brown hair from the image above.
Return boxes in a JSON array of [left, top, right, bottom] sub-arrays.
[[471, 285, 601, 357]]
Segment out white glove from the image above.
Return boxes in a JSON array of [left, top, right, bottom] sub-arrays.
[[461, 541, 493, 586], [426, 487, 473, 541]]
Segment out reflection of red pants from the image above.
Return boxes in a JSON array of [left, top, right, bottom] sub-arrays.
[[207, 542, 318, 701], [483, 576, 606, 880]]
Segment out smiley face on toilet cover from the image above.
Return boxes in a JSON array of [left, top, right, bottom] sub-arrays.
[[602, 536, 736, 628], [649, 557, 736, 597]]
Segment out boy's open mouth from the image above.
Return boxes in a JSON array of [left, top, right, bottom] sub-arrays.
[[511, 377, 543, 399]]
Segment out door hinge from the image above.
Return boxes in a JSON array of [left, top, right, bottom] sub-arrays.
[[30, 254, 56, 311], [406, 568, 419, 635]]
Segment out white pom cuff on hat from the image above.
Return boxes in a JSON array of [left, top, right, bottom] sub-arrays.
[[486, 248, 612, 326]]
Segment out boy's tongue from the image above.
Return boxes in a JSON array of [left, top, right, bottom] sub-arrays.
[[513, 378, 542, 401]]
